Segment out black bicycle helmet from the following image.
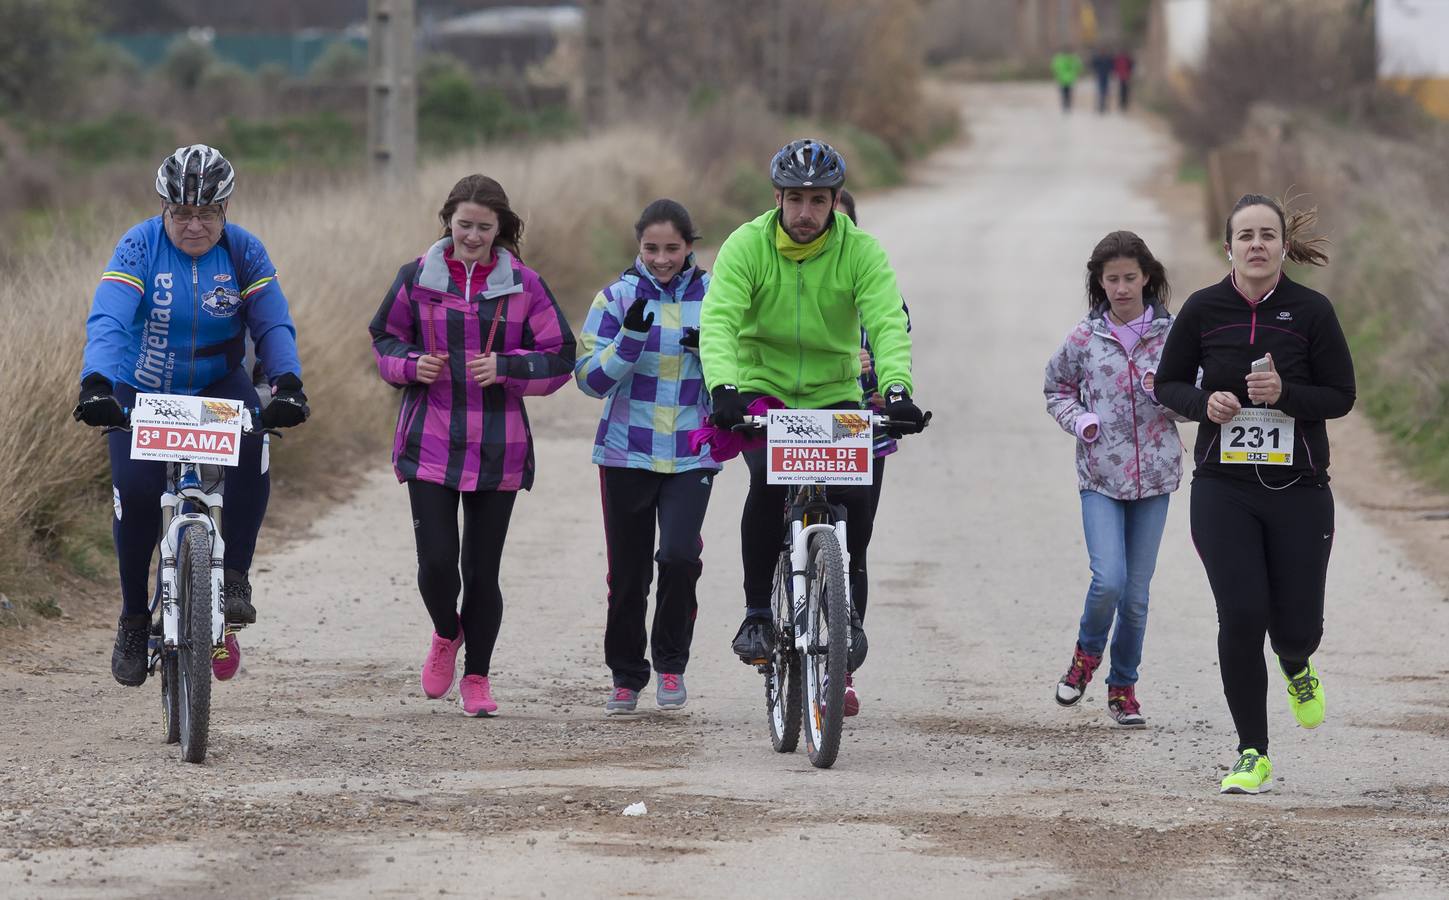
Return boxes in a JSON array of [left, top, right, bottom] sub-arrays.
[[156, 144, 236, 206], [769, 139, 846, 190]]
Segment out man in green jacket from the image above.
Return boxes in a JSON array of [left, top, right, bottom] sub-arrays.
[[700, 139, 924, 712]]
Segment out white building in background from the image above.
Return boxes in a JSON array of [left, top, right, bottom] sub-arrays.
[[1376, 0, 1449, 117], [1160, 0, 1209, 72]]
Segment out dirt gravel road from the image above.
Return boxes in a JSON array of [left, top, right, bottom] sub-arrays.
[[4, 84, 1449, 899]]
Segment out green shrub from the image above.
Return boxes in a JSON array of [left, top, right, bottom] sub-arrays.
[[223, 112, 362, 169], [42, 112, 173, 164]]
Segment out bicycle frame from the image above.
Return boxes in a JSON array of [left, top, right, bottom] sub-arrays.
[[155, 463, 227, 650]]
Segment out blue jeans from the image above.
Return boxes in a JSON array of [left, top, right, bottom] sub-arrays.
[[1076, 490, 1170, 686]]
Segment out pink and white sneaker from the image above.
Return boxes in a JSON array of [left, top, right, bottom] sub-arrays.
[[421, 622, 464, 699], [211, 629, 241, 681], [843, 673, 860, 717], [458, 674, 498, 717]]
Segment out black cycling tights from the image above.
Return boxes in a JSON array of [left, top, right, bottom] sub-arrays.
[[740, 448, 874, 622], [1190, 475, 1334, 755], [407, 480, 517, 677]]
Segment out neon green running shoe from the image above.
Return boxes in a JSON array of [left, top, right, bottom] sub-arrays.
[[1220, 749, 1273, 794], [1280, 658, 1325, 729]]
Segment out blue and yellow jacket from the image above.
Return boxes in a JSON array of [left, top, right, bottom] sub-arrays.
[[80, 217, 301, 393]]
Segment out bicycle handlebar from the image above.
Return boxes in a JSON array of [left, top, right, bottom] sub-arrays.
[[100, 408, 280, 439], [730, 411, 933, 433]]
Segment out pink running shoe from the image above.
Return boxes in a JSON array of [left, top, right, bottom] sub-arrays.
[[1055, 644, 1102, 706], [212, 629, 241, 681], [458, 674, 498, 717], [843, 673, 860, 717], [421, 623, 464, 699]]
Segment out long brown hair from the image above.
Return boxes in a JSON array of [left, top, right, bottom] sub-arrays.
[[1225, 192, 1330, 266], [1085, 230, 1171, 312], [438, 174, 524, 258]]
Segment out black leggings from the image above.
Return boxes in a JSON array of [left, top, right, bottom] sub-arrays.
[[406, 480, 517, 677], [1190, 475, 1334, 755]]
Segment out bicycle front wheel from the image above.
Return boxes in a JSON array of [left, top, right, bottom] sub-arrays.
[[160, 647, 180, 745], [802, 530, 849, 769], [176, 523, 214, 764], [766, 552, 801, 754]]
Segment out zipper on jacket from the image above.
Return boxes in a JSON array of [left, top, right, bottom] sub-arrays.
[[1103, 321, 1153, 499], [1127, 358, 1142, 499], [188, 258, 199, 392], [1250, 305, 1257, 344], [794, 263, 804, 405]]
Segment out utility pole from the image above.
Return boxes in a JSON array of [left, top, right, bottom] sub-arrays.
[[368, 0, 417, 187], [582, 0, 608, 129]]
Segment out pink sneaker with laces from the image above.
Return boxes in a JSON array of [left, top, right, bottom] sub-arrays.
[[1055, 644, 1102, 706], [458, 674, 498, 717], [212, 629, 241, 681], [843, 673, 860, 717], [421, 621, 463, 699]]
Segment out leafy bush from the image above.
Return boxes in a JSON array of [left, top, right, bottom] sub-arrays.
[[43, 112, 174, 164], [309, 41, 366, 83]]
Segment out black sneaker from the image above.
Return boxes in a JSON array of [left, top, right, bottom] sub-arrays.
[[224, 569, 256, 625], [731, 617, 775, 665], [847, 617, 868, 673], [111, 614, 150, 686]]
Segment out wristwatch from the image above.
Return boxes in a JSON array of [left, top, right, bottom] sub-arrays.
[[886, 383, 907, 402]]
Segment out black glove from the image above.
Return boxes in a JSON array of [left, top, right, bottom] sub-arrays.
[[260, 373, 309, 429], [882, 383, 926, 436], [622, 297, 654, 332], [709, 384, 748, 430], [680, 327, 699, 350], [74, 374, 127, 427]]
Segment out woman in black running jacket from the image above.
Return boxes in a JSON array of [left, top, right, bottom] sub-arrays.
[[1155, 193, 1355, 796]]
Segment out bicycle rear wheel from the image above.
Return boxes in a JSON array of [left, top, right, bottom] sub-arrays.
[[766, 552, 801, 753], [176, 523, 214, 764], [802, 530, 849, 769]]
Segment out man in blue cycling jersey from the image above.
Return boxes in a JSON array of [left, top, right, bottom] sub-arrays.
[[74, 144, 310, 687]]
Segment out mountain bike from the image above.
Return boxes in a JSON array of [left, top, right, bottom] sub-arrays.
[[105, 395, 269, 764], [741, 409, 928, 769]]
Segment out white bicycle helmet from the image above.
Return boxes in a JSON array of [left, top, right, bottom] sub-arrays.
[[156, 144, 236, 206]]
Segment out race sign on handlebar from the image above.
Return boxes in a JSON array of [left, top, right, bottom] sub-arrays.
[[129, 394, 248, 467], [761, 409, 876, 486]]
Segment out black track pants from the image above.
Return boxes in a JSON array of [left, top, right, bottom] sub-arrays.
[[599, 466, 713, 690], [1190, 475, 1334, 754], [406, 480, 517, 677]]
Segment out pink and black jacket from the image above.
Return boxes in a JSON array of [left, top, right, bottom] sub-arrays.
[[1155, 273, 1355, 486], [369, 238, 576, 492]]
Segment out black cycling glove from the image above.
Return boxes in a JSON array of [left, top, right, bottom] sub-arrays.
[[622, 297, 654, 333], [882, 383, 926, 436], [710, 385, 748, 430], [680, 327, 699, 350], [261, 373, 310, 429], [74, 374, 128, 428]]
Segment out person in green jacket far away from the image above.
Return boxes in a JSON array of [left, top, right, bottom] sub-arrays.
[[699, 138, 926, 717], [1052, 46, 1085, 113]]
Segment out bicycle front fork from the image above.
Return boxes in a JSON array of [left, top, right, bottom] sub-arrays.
[[788, 520, 851, 649]]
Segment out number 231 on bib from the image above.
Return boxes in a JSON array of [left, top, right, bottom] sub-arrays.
[[1220, 408, 1294, 466]]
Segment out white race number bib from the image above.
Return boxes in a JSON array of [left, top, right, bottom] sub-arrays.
[[1220, 408, 1294, 466]]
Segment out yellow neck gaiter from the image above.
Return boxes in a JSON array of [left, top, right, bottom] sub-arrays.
[[775, 220, 831, 263]]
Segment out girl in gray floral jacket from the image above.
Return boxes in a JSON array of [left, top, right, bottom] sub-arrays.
[[1043, 231, 1187, 727]]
